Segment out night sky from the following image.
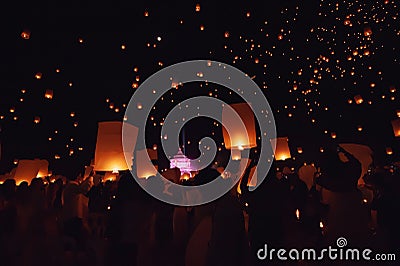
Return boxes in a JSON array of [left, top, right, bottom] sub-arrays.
[[2, 0, 400, 176]]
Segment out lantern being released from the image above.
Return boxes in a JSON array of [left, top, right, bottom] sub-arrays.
[[222, 103, 257, 150], [13, 159, 49, 185], [94, 121, 138, 172], [391, 119, 400, 137], [270, 137, 291, 161], [136, 148, 158, 178]]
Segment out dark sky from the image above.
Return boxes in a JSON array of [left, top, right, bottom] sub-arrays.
[[1, 0, 399, 175]]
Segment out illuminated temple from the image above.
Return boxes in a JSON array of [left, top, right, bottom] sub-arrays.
[[169, 148, 192, 176]]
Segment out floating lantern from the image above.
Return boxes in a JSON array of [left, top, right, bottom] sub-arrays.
[[44, 89, 53, 99], [297, 147, 303, 154], [391, 119, 400, 137], [94, 121, 138, 172], [35, 72, 42, 80], [354, 94, 363, 104], [21, 29, 30, 39], [137, 102, 143, 110], [222, 103, 257, 150], [386, 147, 393, 155], [296, 209, 300, 220], [34, 116, 40, 124], [224, 31, 230, 38], [331, 132, 337, 139], [396, 110, 400, 118], [195, 3, 200, 12], [364, 26, 372, 37], [200, 25, 205, 31], [136, 148, 158, 178], [270, 137, 291, 161]]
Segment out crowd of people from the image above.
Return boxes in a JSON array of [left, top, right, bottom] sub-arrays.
[[0, 145, 399, 266]]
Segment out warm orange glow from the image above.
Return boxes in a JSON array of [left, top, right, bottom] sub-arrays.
[[13, 159, 49, 185], [354, 94, 363, 104], [270, 137, 291, 161], [21, 30, 31, 39], [391, 119, 400, 137], [44, 89, 53, 99], [222, 103, 257, 149], [364, 26, 372, 36], [195, 3, 201, 12], [231, 148, 241, 161], [35, 72, 42, 79], [224, 31, 230, 38], [34, 116, 40, 124], [297, 147, 303, 154], [331, 132, 337, 139], [296, 209, 300, 220], [94, 121, 138, 171], [386, 147, 393, 155]]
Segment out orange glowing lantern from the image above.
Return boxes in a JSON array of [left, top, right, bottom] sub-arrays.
[[13, 159, 49, 185], [396, 110, 400, 118], [354, 95, 363, 104], [297, 147, 303, 154], [21, 29, 31, 39], [195, 3, 201, 12], [391, 119, 400, 137], [386, 147, 393, 155], [364, 26, 373, 37], [224, 31, 230, 38], [94, 121, 138, 172], [35, 72, 42, 80], [331, 132, 337, 139], [34, 116, 40, 124], [136, 148, 158, 178], [270, 137, 291, 161], [44, 89, 53, 99], [222, 103, 257, 150]]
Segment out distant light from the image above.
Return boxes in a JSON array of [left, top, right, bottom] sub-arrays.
[[157, 36, 162, 41]]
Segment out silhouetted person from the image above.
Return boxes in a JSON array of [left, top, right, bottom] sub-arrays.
[[240, 151, 290, 265]]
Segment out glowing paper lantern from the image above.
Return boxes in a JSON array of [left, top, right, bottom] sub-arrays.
[[386, 147, 393, 155], [34, 116, 40, 124], [13, 159, 49, 185], [364, 26, 372, 36], [338, 144, 373, 185], [136, 148, 158, 178], [44, 89, 53, 99], [94, 121, 138, 172], [21, 30, 30, 39], [354, 95, 363, 104], [222, 103, 256, 150], [270, 137, 291, 161], [391, 119, 400, 137], [195, 3, 201, 12]]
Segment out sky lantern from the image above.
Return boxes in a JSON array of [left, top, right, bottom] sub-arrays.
[[34, 116, 40, 124], [231, 148, 242, 160], [21, 29, 30, 39], [354, 94, 363, 104], [297, 147, 303, 154], [35, 72, 42, 79], [222, 103, 257, 150], [44, 89, 53, 99], [396, 110, 400, 118], [386, 147, 393, 155], [224, 31, 230, 38], [195, 3, 201, 12], [391, 119, 400, 137], [94, 121, 138, 172], [13, 159, 49, 185], [136, 148, 158, 178], [330, 132, 337, 139], [364, 26, 373, 36], [270, 137, 291, 161]]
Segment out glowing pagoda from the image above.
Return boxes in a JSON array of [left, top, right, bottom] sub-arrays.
[[170, 148, 192, 176]]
